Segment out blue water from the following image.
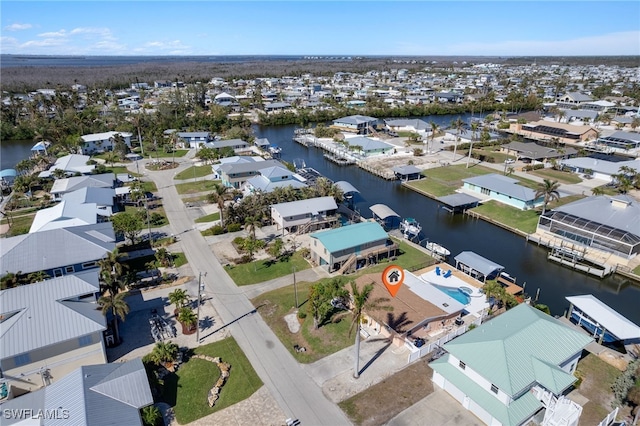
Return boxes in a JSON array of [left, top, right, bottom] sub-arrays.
[[433, 284, 471, 305]]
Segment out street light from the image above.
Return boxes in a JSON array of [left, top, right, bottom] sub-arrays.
[[196, 272, 207, 344]]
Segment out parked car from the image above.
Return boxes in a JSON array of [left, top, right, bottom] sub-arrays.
[[505, 158, 516, 164]]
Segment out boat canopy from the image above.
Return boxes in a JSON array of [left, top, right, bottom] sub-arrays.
[[369, 204, 400, 220], [437, 193, 482, 208], [454, 251, 504, 278], [334, 181, 359, 194], [566, 294, 640, 340]]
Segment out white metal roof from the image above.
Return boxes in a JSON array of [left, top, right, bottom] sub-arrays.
[[454, 251, 504, 276], [566, 294, 640, 340], [370, 203, 400, 220], [29, 201, 98, 233], [271, 196, 337, 217]]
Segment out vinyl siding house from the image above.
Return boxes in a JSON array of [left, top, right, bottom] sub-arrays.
[[537, 196, 640, 260], [430, 303, 593, 426], [0, 358, 153, 425], [309, 222, 392, 272], [80, 131, 132, 155], [462, 174, 544, 210], [559, 157, 640, 182], [271, 196, 338, 233], [0, 271, 107, 394], [0, 222, 116, 278]]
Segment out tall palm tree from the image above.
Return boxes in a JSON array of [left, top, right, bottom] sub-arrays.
[[345, 281, 392, 379], [591, 186, 605, 196], [535, 179, 561, 215], [429, 122, 439, 154], [451, 117, 466, 162], [467, 122, 479, 168], [209, 183, 229, 227], [98, 291, 130, 344], [244, 215, 261, 239]]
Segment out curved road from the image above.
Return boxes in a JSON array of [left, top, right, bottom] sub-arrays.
[[134, 158, 350, 425]]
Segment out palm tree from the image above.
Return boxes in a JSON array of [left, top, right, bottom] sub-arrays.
[[141, 406, 162, 426], [591, 186, 605, 196], [1, 271, 23, 290], [26, 270, 50, 284], [429, 121, 439, 154], [345, 281, 391, 379], [98, 291, 130, 344], [168, 288, 189, 310], [244, 215, 261, 239], [209, 183, 229, 227], [535, 179, 561, 214], [178, 307, 198, 331], [149, 341, 179, 367], [467, 122, 479, 168], [451, 117, 466, 162]]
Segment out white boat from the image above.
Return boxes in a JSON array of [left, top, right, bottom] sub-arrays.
[[400, 217, 421, 239], [425, 242, 450, 257]]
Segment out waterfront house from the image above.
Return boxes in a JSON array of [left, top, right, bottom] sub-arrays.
[[243, 165, 307, 195], [218, 159, 282, 189], [50, 173, 116, 200], [79, 131, 132, 155], [430, 303, 593, 426], [309, 221, 393, 272], [0, 358, 153, 425], [39, 154, 95, 178], [462, 174, 543, 210], [501, 141, 577, 164], [0, 222, 115, 278], [384, 118, 430, 133], [61, 186, 118, 214], [596, 130, 640, 152], [344, 136, 395, 156], [210, 138, 250, 153], [559, 157, 640, 182], [0, 271, 107, 395], [264, 101, 292, 113], [556, 92, 593, 108], [537, 195, 640, 260], [331, 115, 379, 134], [271, 196, 338, 233]]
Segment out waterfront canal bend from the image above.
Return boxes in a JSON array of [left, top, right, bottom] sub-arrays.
[[254, 121, 640, 325]]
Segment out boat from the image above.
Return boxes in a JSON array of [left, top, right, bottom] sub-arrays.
[[400, 217, 421, 239], [425, 241, 450, 257], [569, 311, 617, 343]]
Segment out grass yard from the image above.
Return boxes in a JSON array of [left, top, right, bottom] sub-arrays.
[[224, 251, 311, 286], [195, 212, 220, 223], [407, 164, 495, 197], [172, 252, 188, 267], [339, 357, 435, 425], [174, 165, 213, 180], [163, 337, 262, 424], [528, 168, 583, 184], [251, 278, 354, 363], [181, 194, 210, 204], [104, 166, 143, 177], [575, 353, 623, 425], [470, 201, 540, 234], [175, 180, 221, 195], [0, 212, 35, 236], [146, 148, 189, 158]]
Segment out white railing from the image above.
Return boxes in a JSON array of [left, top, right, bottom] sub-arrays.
[[406, 317, 482, 363], [596, 407, 619, 426]]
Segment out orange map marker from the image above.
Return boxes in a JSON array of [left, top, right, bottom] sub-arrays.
[[382, 265, 404, 297]]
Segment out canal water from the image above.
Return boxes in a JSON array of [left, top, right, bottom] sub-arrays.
[[3, 120, 639, 324], [254, 119, 640, 324]]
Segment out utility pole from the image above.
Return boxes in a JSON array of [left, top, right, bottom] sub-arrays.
[[196, 272, 206, 344], [293, 266, 298, 309]]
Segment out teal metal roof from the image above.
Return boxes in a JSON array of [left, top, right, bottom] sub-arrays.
[[310, 222, 388, 253], [442, 303, 592, 396], [431, 355, 542, 426]]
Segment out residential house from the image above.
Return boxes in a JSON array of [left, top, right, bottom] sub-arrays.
[[0, 358, 153, 426], [309, 221, 393, 272], [214, 92, 237, 105], [210, 138, 250, 153], [218, 159, 282, 189], [596, 130, 640, 152], [0, 271, 107, 394], [384, 118, 430, 134], [501, 141, 577, 164], [462, 174, 544, 210], [344, 136, 395, 156], [39, 154, 95, 178], [29, 201, 108, 233], [430, 303, 593, 426], [0, 222, 116, 278], [79, 131, 132, 155], [50, 173, 116, 200], [435, 92, 464, 103], [243, 165, 307, 195], [271, 196, 338, 233], [61, 186, 118, 215], [264, 101, 292, 113], [512, 121, 598, 144], [556, 91, 593, 107], [560, 157, 640, 182], [173, 131, 211, 149], [537, 195, 640, 260], [331, 115, 379, 134], [211, 155, 265, 180]]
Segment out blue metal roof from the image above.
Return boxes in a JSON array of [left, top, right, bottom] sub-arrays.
[[310, 222, 388, 253]]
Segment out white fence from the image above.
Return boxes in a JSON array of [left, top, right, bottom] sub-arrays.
[[406, 317, 483, 363], [597, 407, 619, 426]]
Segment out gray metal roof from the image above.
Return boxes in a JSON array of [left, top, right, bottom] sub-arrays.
[[62, 187, 116, 206], [0, 270, 104, 360], [271, 196, 337, 217], [0, 358, 152, 426], [212, 138, 249, 149], [346, 136, 393, 151], [246, 175, 307, 193], [219, 159, 282, 175], [0, 222, 115, 275], [384, 118, 430, 131], [334, 181, 359, 194], [559, 109, 598, 120], [551, 195, 640, 237], [602, 130, 640, 144], [333, 114, 378, 125], [50, 173, 115, 195], [392, 165, 422, 175], [370, 203, 400, 220], [566, 295, 640, 340], [503, 141, 577, 159], [454, 251, 504, 277], [437, 193, 482, 208], [463, 174, 538, 202], [560, 157, 640, 176]]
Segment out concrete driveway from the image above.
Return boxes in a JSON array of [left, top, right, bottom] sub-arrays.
[[387, 389, 483, 426]]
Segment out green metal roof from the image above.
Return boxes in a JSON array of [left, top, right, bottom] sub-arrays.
[[431, 355, 542, 426], [442, 303, 593, 396], [310, 222, 388, 253]]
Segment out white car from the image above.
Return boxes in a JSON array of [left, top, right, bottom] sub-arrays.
[[505, 158, 515, 164]]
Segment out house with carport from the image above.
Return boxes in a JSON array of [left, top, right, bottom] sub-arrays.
[[309, 221, 396, 273], [462, 174, 544, 210], [271, 196, 338, 233], [430, 303, 593, 426], [0, 271, 107, 395]]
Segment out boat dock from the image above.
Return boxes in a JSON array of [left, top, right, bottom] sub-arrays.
[[356, 161, 397, 180], [324, 153, 356, 166]]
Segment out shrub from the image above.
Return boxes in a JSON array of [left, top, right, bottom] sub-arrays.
[[207, 225, 225, 235], [226, 223, 242, 232], [297, 311, 307, 319]]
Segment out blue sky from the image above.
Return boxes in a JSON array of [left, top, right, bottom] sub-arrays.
[[2, 1, 639, 56]]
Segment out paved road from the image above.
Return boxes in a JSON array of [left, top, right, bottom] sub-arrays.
[[132, 157, 350, 425]]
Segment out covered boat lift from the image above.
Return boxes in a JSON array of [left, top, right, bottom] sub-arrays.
[[454, 251, 504, 283], [566, 294, 640, 345], [437, 193, 481, 214], [370, 203, 400, 230]]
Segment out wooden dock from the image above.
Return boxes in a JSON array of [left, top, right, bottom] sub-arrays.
[[357, 161, 397, 180], [324, 153, 355, 166]]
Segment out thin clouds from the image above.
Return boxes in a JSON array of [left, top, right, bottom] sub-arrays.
[[4, 23, 32, 31]]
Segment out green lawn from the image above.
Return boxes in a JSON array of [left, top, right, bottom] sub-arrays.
[[175, 180, 221, 195], [195, 212, 220, 223], [633, 265, 640, 275], [528, 168, 583, 184], [0, 212, 35, 236], [407, 164, 495, 197], [174, 165, 213, 180], [164, 337, 263, 424], [224, 251, 311, 286], [173, 252, 188, 267], [104, 166, 142, 177], [470, 201, 540, 234], [146, 148, 189, 158]]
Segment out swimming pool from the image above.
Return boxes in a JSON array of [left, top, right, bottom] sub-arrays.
[[433, 284, 471, 305]]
